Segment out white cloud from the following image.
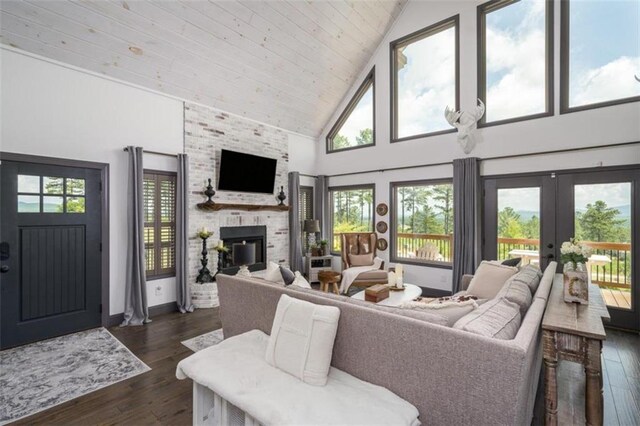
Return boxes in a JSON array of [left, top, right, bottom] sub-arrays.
[[335, 88, 373, 145], [498, 187, 540, 213], [571, 56, 640, 107], [397, 27, 456, 137], [574, 183, 631, 210], [485, 1, 547, 122]]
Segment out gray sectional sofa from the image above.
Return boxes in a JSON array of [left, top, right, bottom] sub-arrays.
[[216, 261, 557, 425]]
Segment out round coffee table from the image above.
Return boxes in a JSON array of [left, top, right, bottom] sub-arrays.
[[351, 283, 422, 306], [318, 270, 341, 295]]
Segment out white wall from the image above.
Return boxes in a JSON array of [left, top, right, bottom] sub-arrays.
[[1, 48, 318, 314], [316, 0, 640, 290]]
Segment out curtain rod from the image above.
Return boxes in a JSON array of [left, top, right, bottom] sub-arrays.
[[325, 140, 640, 178], [122, 147, 179, 158]]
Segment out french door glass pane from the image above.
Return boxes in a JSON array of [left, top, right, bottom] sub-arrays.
[[497, 187, 540, 265], [574, 182, 632, 310]]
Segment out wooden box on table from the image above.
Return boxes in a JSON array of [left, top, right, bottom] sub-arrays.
[[365, 284, 389, 303]]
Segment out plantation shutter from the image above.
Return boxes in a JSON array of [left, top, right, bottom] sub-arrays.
[[143, 171, 177, 278]]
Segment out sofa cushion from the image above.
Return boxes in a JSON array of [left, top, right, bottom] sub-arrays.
[[290, 272, 311, 289], [349, 253, 374, 266], [264, 261, 285, 285], [398, 295, 487, 327], [512, 265, 542, 294], [266, 294, 340, 386], [497, 277, 532, 317], [466, 261, 518, 299], [453, 297, 521, 340]]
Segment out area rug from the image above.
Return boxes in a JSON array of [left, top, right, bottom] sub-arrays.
[[181, 329, 224, 352], [0, 327, 150, 425]]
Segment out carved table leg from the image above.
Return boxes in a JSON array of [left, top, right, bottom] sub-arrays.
[[585, 339, 604, 426], [543, 330, 558, 426]]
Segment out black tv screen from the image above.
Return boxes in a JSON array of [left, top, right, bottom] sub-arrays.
[[217, 149, 277, 194]]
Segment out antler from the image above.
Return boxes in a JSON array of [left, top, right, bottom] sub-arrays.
[[473, 98, 485, 121], [444, 105, 462, 128]]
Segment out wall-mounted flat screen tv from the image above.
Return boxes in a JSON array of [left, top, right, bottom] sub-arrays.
[[217, 149, 277, 194]]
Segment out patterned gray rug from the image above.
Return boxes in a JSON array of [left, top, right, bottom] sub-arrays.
[[181, 329, 224, 352], [0, 327, 150, 425]]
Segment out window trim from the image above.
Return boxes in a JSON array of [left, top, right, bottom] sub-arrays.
[[389, 178, 454, 269], [144, 169, 177, 281], [390, 15, 460, 143], [328, 183, 376, 255], [477, 0, 554, 128], [560, 0, 640, 114], [326, 67, 376, 154]]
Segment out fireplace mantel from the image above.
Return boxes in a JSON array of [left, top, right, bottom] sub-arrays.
[[197, 202, 289, 212]]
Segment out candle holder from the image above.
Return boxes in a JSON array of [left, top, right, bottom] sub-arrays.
[[213, 243, 229, 280], [202, 178, 216, 207], [277, 186, 286, 206], [196, 232, 214, 283]]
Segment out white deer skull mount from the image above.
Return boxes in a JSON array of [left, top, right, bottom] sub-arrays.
[[445, 99, 485, 154]]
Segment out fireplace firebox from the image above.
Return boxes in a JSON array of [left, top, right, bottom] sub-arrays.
[[218, 226, 267, 275]]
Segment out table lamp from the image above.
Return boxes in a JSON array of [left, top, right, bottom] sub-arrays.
[[233, 241, 255, 277], [304, 219, 320, 254]]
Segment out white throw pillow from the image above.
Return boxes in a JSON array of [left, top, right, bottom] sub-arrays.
[[290, 271, 312, 289], [264, 261, 284, 285], [266, 294, 340, 386], [466, 261, 518, 299]]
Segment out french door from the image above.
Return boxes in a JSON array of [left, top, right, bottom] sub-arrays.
[[484, 166, 639, 331]]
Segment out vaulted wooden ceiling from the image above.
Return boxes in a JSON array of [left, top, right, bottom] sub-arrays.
[[0, 0, 406, 137]]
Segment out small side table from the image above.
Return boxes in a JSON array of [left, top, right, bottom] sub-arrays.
[[318, 270, 341, 295], [306, 255, 334, 283]]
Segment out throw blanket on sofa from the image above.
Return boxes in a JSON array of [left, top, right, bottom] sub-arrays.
[[176, 329, 420, 426], [339, 257, 384, 294]]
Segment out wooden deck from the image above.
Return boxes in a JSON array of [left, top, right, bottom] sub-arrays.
[[600, 288, 633, 309]]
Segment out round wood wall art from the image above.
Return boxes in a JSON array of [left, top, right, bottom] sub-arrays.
[[376, 238, 388, 251], [376, 221, 388, 234], [376, 203, 389, 216]]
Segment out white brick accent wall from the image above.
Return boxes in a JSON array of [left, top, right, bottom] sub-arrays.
[[184, 102, 290, 285]]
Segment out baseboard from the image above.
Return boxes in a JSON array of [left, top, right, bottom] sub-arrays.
[[106, 302, 179, 327]]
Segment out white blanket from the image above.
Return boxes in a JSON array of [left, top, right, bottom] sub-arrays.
[[176, 330, 420, 426], [339, 256, 383, 294]]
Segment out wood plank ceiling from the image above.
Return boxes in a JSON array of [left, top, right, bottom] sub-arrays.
[[0, 0, 406, 137]]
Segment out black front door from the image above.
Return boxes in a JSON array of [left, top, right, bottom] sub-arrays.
[[1, 160, 102, 349]]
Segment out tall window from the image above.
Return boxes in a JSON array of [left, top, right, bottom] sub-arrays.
[[478, 0, 553, 125], [299, 186, 314, 252], [561, 0, 640, 111], [329, 185, 375, 252], [327, 68, 375, 153], [391, 181, 454, 266], [391, 16, 458, 142], [144, 171, 176, 279]]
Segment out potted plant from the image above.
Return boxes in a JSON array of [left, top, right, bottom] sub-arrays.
[[319, 240, 328, 256], [560, 238, 592, 304]]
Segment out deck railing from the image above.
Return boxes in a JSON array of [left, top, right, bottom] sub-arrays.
[[333, 232, 631, 289]]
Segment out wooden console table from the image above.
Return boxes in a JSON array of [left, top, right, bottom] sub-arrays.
[[542, 274, 610, 426]]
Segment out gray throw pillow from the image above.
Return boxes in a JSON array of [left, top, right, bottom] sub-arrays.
[[501, 257, 521, 267], [279, 266, 296, 286], [497, 277, 532, 317], [453, 297, 521, 340], [512, 265, 542, 294]]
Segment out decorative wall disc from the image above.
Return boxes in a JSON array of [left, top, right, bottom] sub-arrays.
[[376, 238, 388, 251], [376, 221, 388, 233], [376, 203, 388, 216]]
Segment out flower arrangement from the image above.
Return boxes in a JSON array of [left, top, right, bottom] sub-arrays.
[[560, 238, 592, 266]]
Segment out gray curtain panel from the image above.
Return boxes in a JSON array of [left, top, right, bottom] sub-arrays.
[[122, 146, 151, 326], [176, 154, 194, 313], [288, 172, 304, 272], [452, 157, 482, 294], [315, 175, 329, 240]]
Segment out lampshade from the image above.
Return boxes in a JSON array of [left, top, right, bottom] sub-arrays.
[[232, 241, 256, 266], [304, 219, 320, 233]]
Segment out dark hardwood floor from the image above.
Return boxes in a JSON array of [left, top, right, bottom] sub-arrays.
[[11, 309, 639, 425], [13, 308, 221, 426]]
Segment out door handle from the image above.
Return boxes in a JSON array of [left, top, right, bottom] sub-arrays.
[[546, 243, 554, 249], [0, 265, 9, 273]]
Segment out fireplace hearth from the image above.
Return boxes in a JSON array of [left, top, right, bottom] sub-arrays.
[[218, 226, 267, 275]]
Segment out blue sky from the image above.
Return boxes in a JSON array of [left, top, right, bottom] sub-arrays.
[[335, 86, 373, 146]]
